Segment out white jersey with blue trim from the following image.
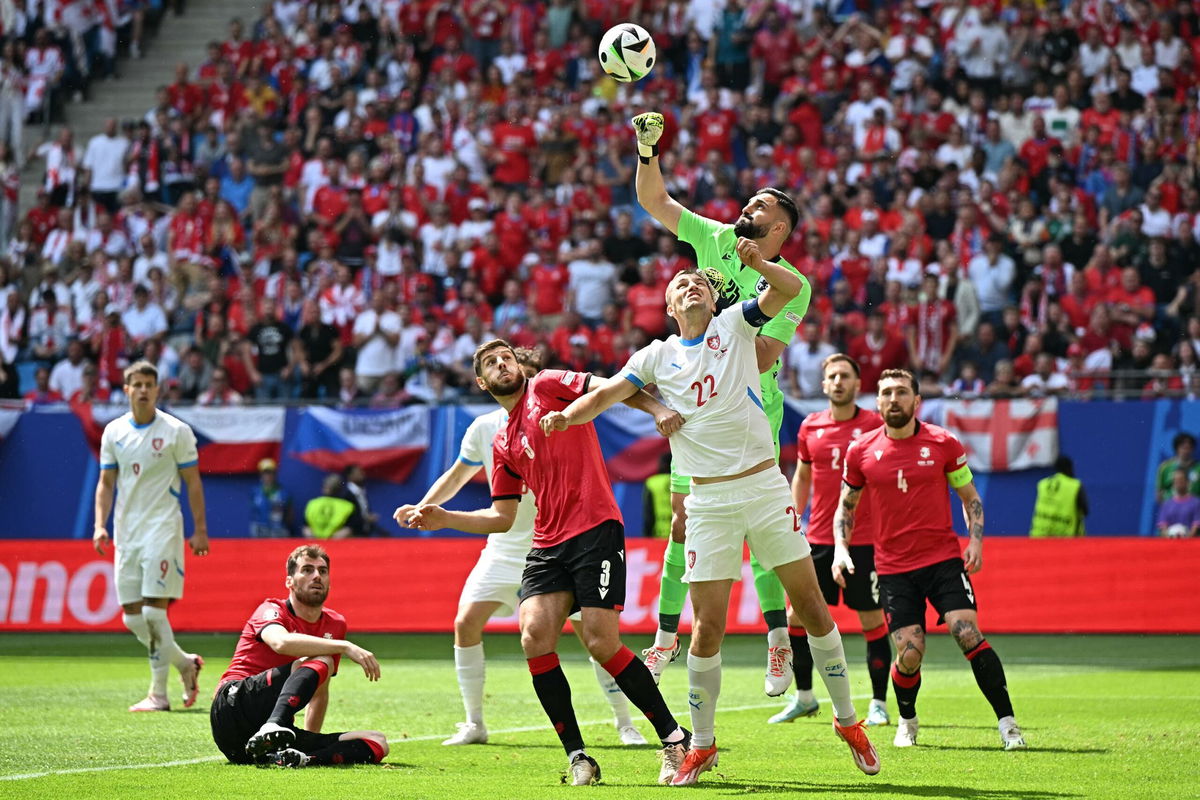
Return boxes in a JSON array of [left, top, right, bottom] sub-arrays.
[[98, 410, 199, 547], [458, 408, 535, 558], [620, 301, 775, 480]]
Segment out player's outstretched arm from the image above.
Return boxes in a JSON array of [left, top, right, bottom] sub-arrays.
[[179, 464, 209, 556], [632, 112, 685, 235], [393, 460, 480, 529], [831, 481, 863, 587], [92, 468, 116, 555], [402, 498, 518, 535], [540, 374, 641, 436], [735, 237, 802, 319], [956, 481, 985, 574], [260, 625, 381, 681]]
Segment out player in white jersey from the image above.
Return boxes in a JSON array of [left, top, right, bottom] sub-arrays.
[[392, 350, 647, 747], [542, 244, 880, 785], [93, 360, 209, 712]]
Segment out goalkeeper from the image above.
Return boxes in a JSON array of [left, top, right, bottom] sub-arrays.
[[631, 112, 813, 699]]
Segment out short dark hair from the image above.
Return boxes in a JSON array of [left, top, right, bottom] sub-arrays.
[[514, 346, 543, 372], [123, 360, 158, 386], [878, 368, 919, 394], [1054, 455, 1075, 476], [1173, 432, 1196, 452], [759, 187, 799, 236], [286, 544, 329, 576], [821, 353, 861, 378], [472, 338, 517, 377]]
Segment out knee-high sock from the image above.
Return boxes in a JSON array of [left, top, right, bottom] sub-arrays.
[[141, 605, 190, 671], [891, 663, 921, 720], [807, 626, 855, 725], [454, 644, 485, 726], [591, 656, 633, 727], [686, 652, 722, 749], [657, 539, 688, 639], [267, 660, 327, 727], [528, 653, 584, 754], [124, 611, 168, 698], [965, 641, 1014, 719], [602, 646, 684, 743], [789, 625, 814, 694], [749, 552, 788, 631], [308, 737, 384, 765], [864, 624, 891, 702]]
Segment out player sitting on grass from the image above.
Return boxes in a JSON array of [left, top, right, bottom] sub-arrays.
[[541, 256, 880, 785], [209, 545, 388, 768]]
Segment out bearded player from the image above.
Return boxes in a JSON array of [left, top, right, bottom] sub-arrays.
[[399, 340, 691, 786], [836, 369, 1026, 750], [210, 545, 388, 767], [771, 354, 891, 727], [392, 348, 647, 748], [633, 110, 810, 695]]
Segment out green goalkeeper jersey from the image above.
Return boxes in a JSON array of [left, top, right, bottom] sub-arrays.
[[677, 208, 811, 442]]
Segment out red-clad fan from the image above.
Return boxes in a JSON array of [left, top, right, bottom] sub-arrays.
[[210, 545, 388, 768]]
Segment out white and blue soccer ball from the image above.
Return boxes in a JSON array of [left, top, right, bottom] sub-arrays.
[[598, 23, 656, 83]]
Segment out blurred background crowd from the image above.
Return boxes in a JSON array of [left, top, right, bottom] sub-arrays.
[[0, 0, 1199, 409]]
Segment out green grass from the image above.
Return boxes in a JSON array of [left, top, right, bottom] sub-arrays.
[[0, 634, 1197, 799]]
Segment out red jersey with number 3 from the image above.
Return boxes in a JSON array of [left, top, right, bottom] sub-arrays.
[[842, 421, 968, 574], [218, 598, 346, 684], [490, 370, 623, 548], [798, 407, 884, 546]]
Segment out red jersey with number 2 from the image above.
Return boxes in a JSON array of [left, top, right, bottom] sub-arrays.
[[798, 407, 884, 546], [842, 421, 968, 574], [490, 370, 623, 548], [218, 598, 347, 684]]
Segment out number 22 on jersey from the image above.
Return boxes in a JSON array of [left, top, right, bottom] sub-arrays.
[[689, 374, 718, 407]]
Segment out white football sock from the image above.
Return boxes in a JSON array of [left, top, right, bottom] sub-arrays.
[[808, 625, 856, 726], [767, 626, 789, 648], [142, 606, 190, 671], [453, 644, 485, 726], [654, 628, 676, 649], [590, 657, 633, 727], [686, 651, 722, 749], [123, 611, 167, 698]]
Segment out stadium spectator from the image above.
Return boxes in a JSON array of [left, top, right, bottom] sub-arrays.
[[302, 474, 360, 540], [250, 458, 294, 538], [1157, 468, 1200, 537]]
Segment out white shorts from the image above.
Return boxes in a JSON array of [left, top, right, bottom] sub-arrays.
[[458, 547, 584, 623], [115, 538, 186, 606], [683, 468, 811, 583], [458, 548, 525, 618]]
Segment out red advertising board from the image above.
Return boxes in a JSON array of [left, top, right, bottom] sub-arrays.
[[0, 538, 1195, 634]]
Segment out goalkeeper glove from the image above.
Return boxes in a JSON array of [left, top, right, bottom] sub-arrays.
[[631, 112, 664, 163]]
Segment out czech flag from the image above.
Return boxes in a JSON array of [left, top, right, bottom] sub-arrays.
[[288, 406, 430, 483], [174, 406, 285, 473]]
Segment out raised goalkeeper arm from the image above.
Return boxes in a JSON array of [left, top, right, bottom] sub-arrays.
[[632, 112, 685, 235]]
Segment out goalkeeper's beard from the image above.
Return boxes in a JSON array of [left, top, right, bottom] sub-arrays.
[[733, 218, 769, 240]]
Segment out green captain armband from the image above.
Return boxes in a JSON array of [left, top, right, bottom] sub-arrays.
[[947, 464, 973, 489]]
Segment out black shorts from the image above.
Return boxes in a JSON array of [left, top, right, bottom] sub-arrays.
[[210, 666, 345, 764], [520, 519, 626, 615], [878, 557, 977, 633], [810, 544, 882, 611]]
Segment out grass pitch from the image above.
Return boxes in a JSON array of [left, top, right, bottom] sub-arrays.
[[0, 633, 1196, 799]]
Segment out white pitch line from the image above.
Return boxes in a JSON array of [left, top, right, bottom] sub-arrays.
[[0, 697, 864, 782]]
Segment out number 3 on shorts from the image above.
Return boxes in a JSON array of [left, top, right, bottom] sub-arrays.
[[599, 560, 611, 589]]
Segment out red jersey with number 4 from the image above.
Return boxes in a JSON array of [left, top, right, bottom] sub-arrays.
[[218, 598, 346, 684], [798, 407, 884, 546], [842, 421, 968, 574], [491, 370, 623, 548]]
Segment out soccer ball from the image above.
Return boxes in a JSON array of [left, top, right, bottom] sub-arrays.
[[598, 23, 656, 83]]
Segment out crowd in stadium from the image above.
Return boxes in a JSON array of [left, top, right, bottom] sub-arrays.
[[1, 0, 1199, 409]]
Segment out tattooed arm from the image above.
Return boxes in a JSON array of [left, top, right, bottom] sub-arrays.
[[955, 481, 985, 574], [831, 482, 864, 587]]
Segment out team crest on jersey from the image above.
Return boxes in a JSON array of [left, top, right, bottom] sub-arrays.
[[917, 446, 935, 466], [706, 335, 721, 350], [152, 438, 164, 451], [920, 447, 930, 458], [520, 434, 535, 460]]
